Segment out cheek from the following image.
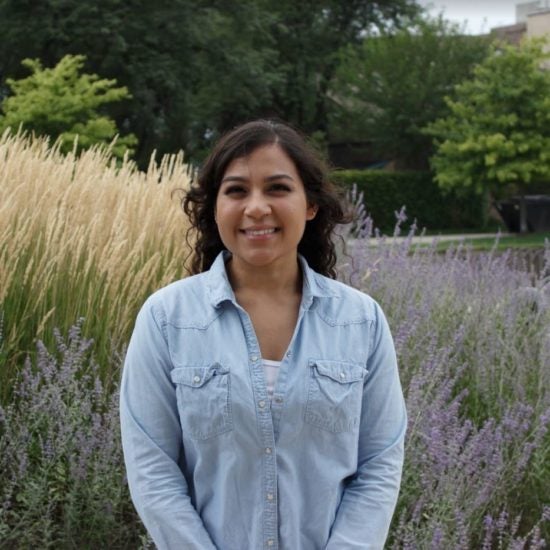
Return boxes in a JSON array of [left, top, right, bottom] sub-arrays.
[[214, 196, 226, 222], [213, 201, 237, 232]]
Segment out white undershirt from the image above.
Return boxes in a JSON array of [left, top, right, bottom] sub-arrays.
[[262, 359, 282, 401]]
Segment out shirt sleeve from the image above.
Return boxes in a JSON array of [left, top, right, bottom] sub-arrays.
[[325, 301, 407, 550], [119, 297, 217, 550]]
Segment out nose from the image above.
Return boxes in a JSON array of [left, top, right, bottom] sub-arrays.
[[244, 190, 271, 219]]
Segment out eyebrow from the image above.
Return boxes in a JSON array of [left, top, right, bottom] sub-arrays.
[[220, 173, 295, 184]]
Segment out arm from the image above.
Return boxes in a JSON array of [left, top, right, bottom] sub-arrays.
[[120, 297, 217, 550], [325, 302, 407, 550]]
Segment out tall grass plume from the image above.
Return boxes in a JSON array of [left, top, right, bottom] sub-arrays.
[[0, 131, 192, 395]]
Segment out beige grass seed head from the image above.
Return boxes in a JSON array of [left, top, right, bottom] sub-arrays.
[[1, 131, 193, 373]]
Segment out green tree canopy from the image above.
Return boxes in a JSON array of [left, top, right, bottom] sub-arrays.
[[185, 0, 421, 158], [0, 0, 199, 164], [0, 54, 137, 158], [268, 0, 420, 139], [0, 0, 420, 165], [425, 38, 550, 231], [329, 15, 490, 169]]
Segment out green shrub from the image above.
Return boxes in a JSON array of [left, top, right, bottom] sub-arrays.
[[333, 169, 485, 232], [0, 55, 137, 159]]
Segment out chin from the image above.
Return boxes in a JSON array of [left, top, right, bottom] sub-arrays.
[[242, 254, 279, 267], [233, 250, 288, 269]]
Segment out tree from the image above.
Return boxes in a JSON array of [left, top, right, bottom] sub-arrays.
[[0, 0, 288, 164], [0, 0, 421, 164], [268, 0, 420, 139], [329, 15, 490, 169], [179, 0, 422, 159], [425, 38, 550, 231], [0, 0, 198, 165], [0, 54, 137, 158], [181, 0, 283, 160]]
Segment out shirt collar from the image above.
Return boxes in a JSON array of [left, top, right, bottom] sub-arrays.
[[205, 251, 338, 309]]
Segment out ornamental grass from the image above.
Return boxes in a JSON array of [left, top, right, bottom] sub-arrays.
[[0, 131, 191, 396]]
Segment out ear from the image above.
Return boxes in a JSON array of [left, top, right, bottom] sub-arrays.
[[306, 204, 318, 221]]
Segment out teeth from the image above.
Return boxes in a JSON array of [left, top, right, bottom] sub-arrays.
[[246, 228, 276, 236]]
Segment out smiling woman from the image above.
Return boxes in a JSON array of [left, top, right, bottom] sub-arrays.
[[120, 120, 408, 550], [215, 144, 317, 275], [182, 120, 349, 277]]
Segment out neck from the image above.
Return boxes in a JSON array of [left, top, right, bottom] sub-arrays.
[[227, 257, 302, 296]]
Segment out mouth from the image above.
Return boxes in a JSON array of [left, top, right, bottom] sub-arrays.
[[240, 228, 279, 236]]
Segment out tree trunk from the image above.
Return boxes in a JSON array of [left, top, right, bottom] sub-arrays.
[[481, 185, 490, 229], [519, 193, 529, 234]]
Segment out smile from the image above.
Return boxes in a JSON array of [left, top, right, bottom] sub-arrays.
[[241, 228, 278, 236]]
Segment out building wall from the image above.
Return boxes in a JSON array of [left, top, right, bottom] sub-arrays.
[[516, 1, 549, 23], [527, 9, 550, 37], [527, 10, 550, 67]]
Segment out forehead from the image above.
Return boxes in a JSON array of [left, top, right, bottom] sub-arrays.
[[222, 144, 299, 178]]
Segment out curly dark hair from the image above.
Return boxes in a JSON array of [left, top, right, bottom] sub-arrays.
[[182, 119, 350, 278]]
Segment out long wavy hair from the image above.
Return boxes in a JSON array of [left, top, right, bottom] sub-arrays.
[[182, 119, 350, 278]]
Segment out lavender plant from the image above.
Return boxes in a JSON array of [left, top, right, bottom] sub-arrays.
[[0, 319, 145, 548], [339, 192, 550, 548]]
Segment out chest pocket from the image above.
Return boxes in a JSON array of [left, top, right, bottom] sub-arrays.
[[305, 360, 366, 433], [170, 364, 232, 440]]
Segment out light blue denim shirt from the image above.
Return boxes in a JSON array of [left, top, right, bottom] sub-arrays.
[[120, 251, 407, 550]]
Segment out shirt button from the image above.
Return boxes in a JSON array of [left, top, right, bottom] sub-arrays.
[[286, 350, 292, 357], [339, 372, 346, 380], [267, 540, 274, 547], [193, 375, 201, 384], [250, 354, 258, 362], [265, 447, 272, 454], [258, 400, 266, 408], [267, 493, 274, 501]]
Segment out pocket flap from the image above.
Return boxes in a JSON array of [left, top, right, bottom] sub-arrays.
[[170, 364, 228, 388], [309, 360, 366, 383]]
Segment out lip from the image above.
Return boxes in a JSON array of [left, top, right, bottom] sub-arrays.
[[240, 226, 278, 232], [239, 227, 280, 239]]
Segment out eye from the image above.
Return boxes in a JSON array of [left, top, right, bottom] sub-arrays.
[[223, 185, 247, 196], [269, 182, 291, 193]]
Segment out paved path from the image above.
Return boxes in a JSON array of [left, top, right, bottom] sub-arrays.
[[407, 232, 512, 244], [354, 232, 513, 246]]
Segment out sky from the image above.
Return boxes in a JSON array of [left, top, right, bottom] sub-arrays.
[[417, 0, 542, 34]]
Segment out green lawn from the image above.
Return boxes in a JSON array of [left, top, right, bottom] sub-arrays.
[[414, 232, 550, 252]]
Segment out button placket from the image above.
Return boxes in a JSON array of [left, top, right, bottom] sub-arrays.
[[238, 309, 278, 549], [263, 432, 277, 547]]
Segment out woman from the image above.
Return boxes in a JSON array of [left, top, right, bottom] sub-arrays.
[[120, 120, 407, 550]]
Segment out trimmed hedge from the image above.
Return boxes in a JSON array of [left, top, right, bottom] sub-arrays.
[[333, 170, 485, 232]]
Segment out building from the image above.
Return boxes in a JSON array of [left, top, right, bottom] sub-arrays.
[[516, 0, 550, 23], [491, 1, 550, 44]]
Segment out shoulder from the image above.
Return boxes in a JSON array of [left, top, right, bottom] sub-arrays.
[[139, 272, 219, 329], [311, 271, 385, 326]]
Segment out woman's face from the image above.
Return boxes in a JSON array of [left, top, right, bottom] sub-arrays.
[[214, 144, 317, 273]]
